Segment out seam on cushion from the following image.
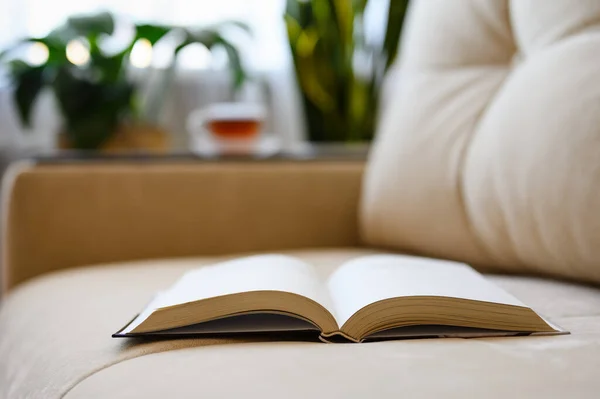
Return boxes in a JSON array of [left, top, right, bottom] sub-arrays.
[[59, 347, 202, 399], [522, 23, 600, 54], [507, 0, 600, 53], [402, 63, 514, 73], [58, 349, 170, 399], [406, 32, 600, 72], [454, 67, 513, 267], [58, 340, 252, 399], [58, 343, 206, 399], [60, 361, 123, 399], [551, 23, 600, 47]]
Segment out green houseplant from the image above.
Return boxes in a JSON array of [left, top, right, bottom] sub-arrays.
[[0, 12, 248, 150], [285, 0, 409, 142]]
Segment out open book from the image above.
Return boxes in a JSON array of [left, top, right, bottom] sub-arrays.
[[113, 254, 566, 342]]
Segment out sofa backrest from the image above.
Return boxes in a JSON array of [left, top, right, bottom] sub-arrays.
[[361, 0, 600, 285], [2, 160, 363, 293]]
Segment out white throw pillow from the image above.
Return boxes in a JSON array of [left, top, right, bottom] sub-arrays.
[[361, 0, 600, 284]]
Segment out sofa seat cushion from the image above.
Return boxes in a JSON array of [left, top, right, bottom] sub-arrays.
[[1, 248, 599, 398]]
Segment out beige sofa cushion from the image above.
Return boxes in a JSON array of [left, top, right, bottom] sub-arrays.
[[1, 249, 599, 398], [361, 0, 600, 284]]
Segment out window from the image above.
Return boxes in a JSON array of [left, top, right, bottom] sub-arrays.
[[0, 0, 391, 150], [0, 0, 289, 71]]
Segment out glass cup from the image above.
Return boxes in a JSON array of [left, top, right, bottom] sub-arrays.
[[187, 102, 266, 154]]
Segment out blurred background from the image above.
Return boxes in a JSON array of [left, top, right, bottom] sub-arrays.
[[0, 0, 408, 155]]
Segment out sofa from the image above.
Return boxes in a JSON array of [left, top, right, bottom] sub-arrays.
[[2, 0, 600, 397], [0, 160, 364, 397], [0, 159, 598, 399]]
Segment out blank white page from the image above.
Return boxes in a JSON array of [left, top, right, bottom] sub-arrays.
[[327, 254, 527, 328], [123, 254, 334, 333]]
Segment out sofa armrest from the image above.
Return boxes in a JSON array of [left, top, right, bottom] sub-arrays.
[[1, 160, 363, 292]]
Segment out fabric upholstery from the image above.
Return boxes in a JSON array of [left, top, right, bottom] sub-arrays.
[[361, 0, 600, 284], [1, 161, 363, 293], [0, 249, 599, 398]]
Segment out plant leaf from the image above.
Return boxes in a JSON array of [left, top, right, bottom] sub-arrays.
[[383, 0, 409, 70], [353, 0, 369, 15], [218, 39, 245, 89], [0, 47, 14, 62], [217, 20, 253, 36], [284, 15, 303, 48], [11, 64, 46, 127], [46, 25, 79, 46], [67, 11, 115, 36], [1, 36, 67, 65], [295, 27, 319, 58], [287, 0, 315, 28], [53, 67, 134, 149], [90, 50, 127, 83], [311, 0, 333, 35], [294, 29, 336, 112], [175, 28, 220, 52], [285, 0, 301, 23], [174, 28, 246, 89], [64, 113, 117, 150], [29, 37, 69, 64], [135, 24, 171, 45], [329, 0, 354, 46]]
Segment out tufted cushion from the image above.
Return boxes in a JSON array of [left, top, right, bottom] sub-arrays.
[[361, 0, 600, 284]]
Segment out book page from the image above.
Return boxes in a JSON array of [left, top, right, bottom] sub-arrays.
[[144, 313, 319, 335], [327, 254, 527, 328], [124, 254, 335, 333]]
